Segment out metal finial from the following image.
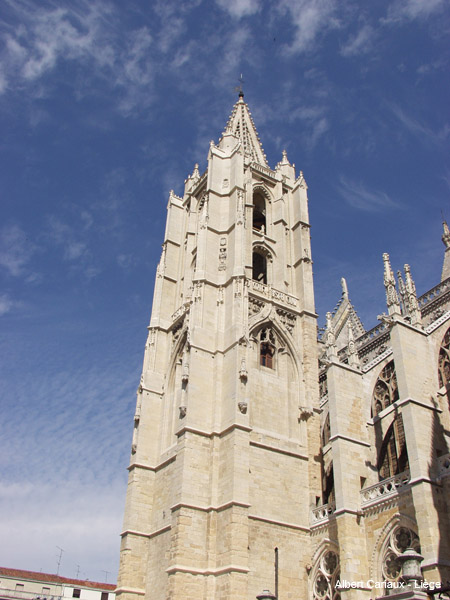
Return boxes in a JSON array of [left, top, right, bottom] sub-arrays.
[[234, 73, 245, 98]]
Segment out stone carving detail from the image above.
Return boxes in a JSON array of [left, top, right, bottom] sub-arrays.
[[193, 281, 203, 302], [404, 264, 422, 326], [179, 405, 187, 419], [172, 322, 183, 347], [234, 276, 244, 298], [237, 189, 245, 225], [347, 323, 360, 368], [156, 245, 166, 278], [238, 401, 248, 414], [298, 406, 313, 421], [438, 327, 450, 388], [249, 297, 264, 316], [148, 328, 156, 346], [217, 286, 224, 305], [199, 194, 209, 229], [325, 312, 338, 360], [239, 358, 248, 381], [219, 238, 227, 271], [276, 309, 296, 334], [383, 253, 401, 315]]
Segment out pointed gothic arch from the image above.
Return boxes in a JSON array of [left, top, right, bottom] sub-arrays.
[[372, 517, 420, 588], [310, 543, 341, 600], [372, 361, 409, 480], [252, 243, 274, 285]]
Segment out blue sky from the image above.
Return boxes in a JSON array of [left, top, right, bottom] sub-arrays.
[[0, 0, 449, 583]]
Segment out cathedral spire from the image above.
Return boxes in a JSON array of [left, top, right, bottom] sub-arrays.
[[441, 220, 450, 281], [222, 95, 269, 167], [383, 253, 401, 316]]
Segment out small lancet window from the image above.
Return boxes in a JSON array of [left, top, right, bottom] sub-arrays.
[[253, 251, 267, 283], [253, 192, 266, 231], [259, 328, 276, 369]]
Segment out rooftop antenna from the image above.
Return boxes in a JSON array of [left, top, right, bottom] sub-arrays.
[[101, 570, 110, 583], [234, 73, 245, 98], [56, 546, 64, 575], [76, 565, 80, 579]]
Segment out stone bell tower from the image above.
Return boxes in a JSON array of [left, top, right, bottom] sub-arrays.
[[116, 93, 322, 600]]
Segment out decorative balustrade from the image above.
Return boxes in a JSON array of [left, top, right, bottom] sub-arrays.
[[249, 280, 298, 307], [355, 321, 388, 349], [360, 472, 410, 508], [438, 453, 450, 478], [418, 277, 450, 310], [250, 162, 276, 179], [311, 501, 335, 524]]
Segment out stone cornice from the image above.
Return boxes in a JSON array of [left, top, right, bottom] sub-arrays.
[[248, 514, 310, 532], [176, 423, 252, 439], [170, 500, 251, 514], [329, 433, 371, 448], [128, 454, 176, 473], [166, 564, 249, 576], [249, 440, 308, 461], [114, 587, 145, 596], [120, 524, 171, 539]]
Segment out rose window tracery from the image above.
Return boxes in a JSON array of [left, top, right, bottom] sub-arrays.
[[313, 550, 340, 600], [381, 526, 420, 586]]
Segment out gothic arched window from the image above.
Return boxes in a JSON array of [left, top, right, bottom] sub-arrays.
[[438, 327, 450, 388], [312, 549, 340, 600], [377, 417, 409, 480], [259, 328, 276, 369], [381, 525, 420, 586], [253, 250, 267, 283], [372, 361, 399, 414], [253, 192, 266, 231], [372, 361, 409, 480]]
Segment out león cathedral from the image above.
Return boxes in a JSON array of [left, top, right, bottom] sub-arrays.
[[116, 94, 450, 600]]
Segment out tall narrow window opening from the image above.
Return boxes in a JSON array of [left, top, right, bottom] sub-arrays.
[[253, 251, 267, 283], [253, 192, 266, 231], [372, 361, 409, 480], [259, 328, 276, 369]]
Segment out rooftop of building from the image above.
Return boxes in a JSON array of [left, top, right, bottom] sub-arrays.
[[0, 568, 115, 591]]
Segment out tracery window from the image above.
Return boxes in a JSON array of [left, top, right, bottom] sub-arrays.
[[372, 361, 399, 415], [381, 526, 420, 586], [438, 327, 450, 388], [313, 549, 340, 600], [253, 192, 266, 231], [372, 361, 409, 481], [259, 328, 276, 369]]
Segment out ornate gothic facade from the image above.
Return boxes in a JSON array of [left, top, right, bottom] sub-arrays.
[[116, 94, 450, 600]]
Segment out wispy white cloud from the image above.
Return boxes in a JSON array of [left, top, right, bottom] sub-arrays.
[[0, 293, 15, 316], [215, 0, 261, 19], [0, 224, 34, 277], [1, 2, 156, 115], [387, 102, 450, 145], [338, 177, 402, 212], [340, 24, 376, 57], [385, 0, 447, 22], [278, 0, 340, 54]]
